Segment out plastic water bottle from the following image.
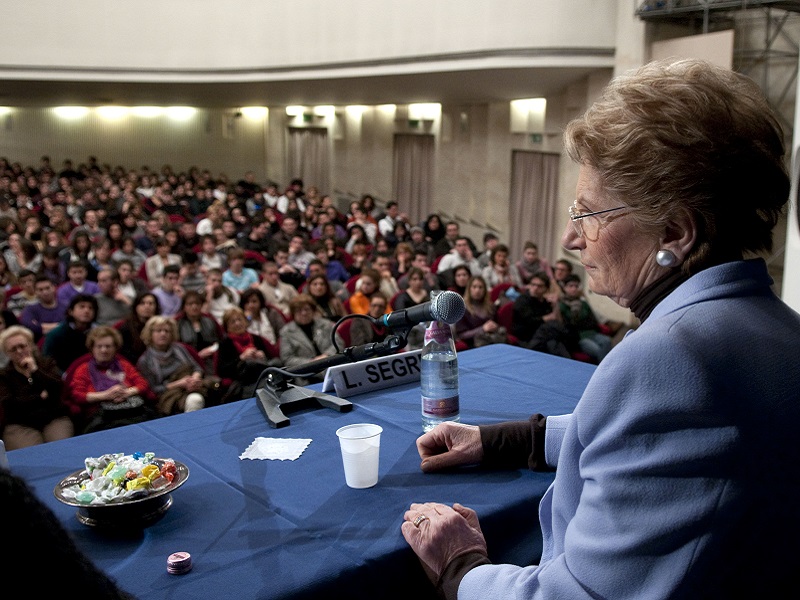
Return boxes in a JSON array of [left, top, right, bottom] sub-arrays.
[[420, 292, 460, 432]]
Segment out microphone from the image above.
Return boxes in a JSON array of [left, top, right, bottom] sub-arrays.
[[377, 290, 466, 329]]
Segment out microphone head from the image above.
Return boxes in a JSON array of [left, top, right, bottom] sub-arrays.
[[431, 290, 466, 324]]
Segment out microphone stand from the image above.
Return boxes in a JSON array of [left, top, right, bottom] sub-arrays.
[[255, 332, 409, 428]]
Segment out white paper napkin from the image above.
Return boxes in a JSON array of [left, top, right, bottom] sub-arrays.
[[239, 437, 312, 461]]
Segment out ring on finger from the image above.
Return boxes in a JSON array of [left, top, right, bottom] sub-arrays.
[[412, 514, 430, 527]]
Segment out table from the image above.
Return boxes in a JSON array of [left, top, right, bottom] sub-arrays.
[[7, 345, 595, 599]]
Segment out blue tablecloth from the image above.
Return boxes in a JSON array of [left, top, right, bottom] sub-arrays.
[[7, 344, 595, 599]]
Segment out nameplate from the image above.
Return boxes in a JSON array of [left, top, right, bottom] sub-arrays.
[[322, 349, 423, 398]]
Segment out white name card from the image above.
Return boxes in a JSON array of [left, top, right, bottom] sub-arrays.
[[322, 349, 423, 398]]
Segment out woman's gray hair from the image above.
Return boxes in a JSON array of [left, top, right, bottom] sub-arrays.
[[0, 325, 34, 352], [564, 58, 789, 274]]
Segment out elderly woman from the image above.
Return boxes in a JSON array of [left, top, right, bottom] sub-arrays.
[[278, 294, 343, 383], [137, 316, 212, 415], [401, 59, 800, 599], [0, 325, 73, 449], [68, 326, 155, 433]]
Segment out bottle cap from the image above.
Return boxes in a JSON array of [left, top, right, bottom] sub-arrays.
[[167, 551, 193, 575]]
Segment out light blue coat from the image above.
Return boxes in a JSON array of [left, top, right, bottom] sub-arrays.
[[462, 259, 800, 599]]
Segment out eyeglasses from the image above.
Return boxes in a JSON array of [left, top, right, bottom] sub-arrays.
[[568, 201, 630, 240]]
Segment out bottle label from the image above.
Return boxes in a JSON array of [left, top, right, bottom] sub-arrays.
[[422, 394, 459, 418], [424, 322, 452, 345]]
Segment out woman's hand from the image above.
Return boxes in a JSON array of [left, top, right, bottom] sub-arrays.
[[17, 356, 38, 377], [401, 502, 488, 584], [416, 422, 483, 473], [482, 320, 499, 333]]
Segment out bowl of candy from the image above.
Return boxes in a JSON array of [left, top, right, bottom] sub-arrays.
[[54, 452, 189, 529]]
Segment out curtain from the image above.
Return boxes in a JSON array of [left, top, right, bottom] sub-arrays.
[[508, 150, 561, 264], [288, 127, 329, 194], [392, 134, 434, 226]]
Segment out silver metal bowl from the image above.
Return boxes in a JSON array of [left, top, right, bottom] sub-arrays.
[[54, 458, 189, 529]]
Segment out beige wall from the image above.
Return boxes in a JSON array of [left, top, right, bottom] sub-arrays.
[[2, 1, 618, 75]]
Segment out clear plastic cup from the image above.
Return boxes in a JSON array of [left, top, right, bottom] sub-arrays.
[[335, 423, 382, 489]]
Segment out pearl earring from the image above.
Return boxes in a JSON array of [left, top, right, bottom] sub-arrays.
[[656, 249, 677, 268]]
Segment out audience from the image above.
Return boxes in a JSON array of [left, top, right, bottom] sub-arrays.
[[278, 294, 342, 384], [455, 276, 506, 348], [558, 274, 612, 363], [305, 274, 347, 323], [136, 315, 209, 415], [0, 325, 73, 449], [115, 292, 160, 364], [175, 290, 223, 372], [239, 288, 284, 345], [42, 293, 98, 372], [67, 326, 155, 434], [0, 153, 615, 442], [217, 306, 280, 400]]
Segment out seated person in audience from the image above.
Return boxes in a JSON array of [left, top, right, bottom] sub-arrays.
[[88, 237, 115, 275], [306, 258, 348, 302], [204, 268, 240, 324], [308, 242, 350, 284], [94, 266, 132, 326], [515, 240, 555, 286], [222, 247, 259, 292], [240, 288, 284, 345], [436, 236, 482, 286], [273, 245, 307, 290], [151, 264, 183, 317], [481, 243, 523, 290], [115, 258, 149, 303], [68, 325, 156, 434], [218, 307, 280, 400], [447, 264, 472, 297], [0, 325, 73, 450], [114, 292, 160, 365], [345, 239, 372, 277], [259, 261, 298, 317], [559, 274, 612, 363], [178, 251, 206, 293], [348, 268, 387, 315], [36, 246, 67, 287], [347, 204, 378, 244], [238, 217, 272, 259], [56, 260, 100, 306], [392, 242, 414, 282], [287, 234, 316, 275], [552, 258, 574, 292], [5, 269, 38, 317], [137, 316, 209, 415], [477, 232, 499, 269], [174, 220, 201, 255], [410, 225, 435, 265], [305, 273, 347, 323], [19, 275, 67, 341], [511, 272, 571, 358], [393, 267, 429, 310], [144, 236, 182, 288], [198, 234, 227, 275], [278, 294, 342, 384], [455, 276, 507, 348], [349, 292, 391, 347], [0, 469, 136, 599], [372, 253, 400, 301], [111, 235, 147, 271], [176, 290, 223, 373], [398, 250, 441, 293], [42, 293, 98, 373]]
